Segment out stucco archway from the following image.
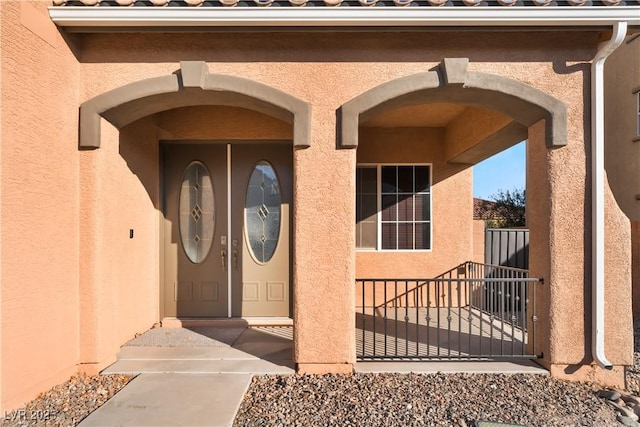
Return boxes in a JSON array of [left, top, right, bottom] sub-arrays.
[[79, 61, 311, 149], [341, 58, 567, 364], [338, 58, 566, 151], [77, 63, 309, 370]]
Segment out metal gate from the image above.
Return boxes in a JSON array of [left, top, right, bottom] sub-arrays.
[[356, 262, 542, 360]]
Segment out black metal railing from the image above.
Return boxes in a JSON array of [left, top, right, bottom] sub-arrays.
[[355, 262, 542, 360]]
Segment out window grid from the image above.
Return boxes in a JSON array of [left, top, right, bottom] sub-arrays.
[[356, 164, 432, 252], [380, 166, 431, 251]]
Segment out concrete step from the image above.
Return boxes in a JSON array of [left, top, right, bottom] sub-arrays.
[[102, 358, 294, 375]]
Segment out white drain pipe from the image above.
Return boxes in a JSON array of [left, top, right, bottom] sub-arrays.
[[591, 21, 627, 370]]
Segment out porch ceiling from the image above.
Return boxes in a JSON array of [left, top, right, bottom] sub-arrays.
[[360, 103, 466, 128], [360, 102, 525, 165]]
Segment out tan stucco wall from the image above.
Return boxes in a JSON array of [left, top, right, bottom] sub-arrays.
[[604, 34, 640, 222], [0, 19, 635, 409], [356, 127, 472, 279], [155, 105, 292, 142], [0, 2, 80, 410], [53, 29, 640, 382], [78, 117, 161, 373], [605, 35, 640, 320], [472, 220, 485, 264]]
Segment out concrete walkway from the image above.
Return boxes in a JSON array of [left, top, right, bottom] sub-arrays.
[[78, 326, 294, 427], [78, 324, 546, 426]]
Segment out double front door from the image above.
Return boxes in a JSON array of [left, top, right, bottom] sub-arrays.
[[163, 143, 292, 318]]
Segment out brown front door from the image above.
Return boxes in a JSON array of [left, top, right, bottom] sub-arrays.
[[163, 142, 291, 318]]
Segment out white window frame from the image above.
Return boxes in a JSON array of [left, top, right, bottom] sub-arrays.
[[356, 163, 433, 253]]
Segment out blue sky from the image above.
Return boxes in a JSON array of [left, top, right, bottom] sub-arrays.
[[473, 141, 526, 200]]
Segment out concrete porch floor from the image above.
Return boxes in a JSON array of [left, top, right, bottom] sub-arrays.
[[103, 325, 296, 375], [357, 306, 535, 360], [103, 322, 546, 376]]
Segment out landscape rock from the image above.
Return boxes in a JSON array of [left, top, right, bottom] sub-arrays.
[[617, 414, 640, 427], [599, 389, 623, 401], [0, 373, 132, 427], [234, 373, 619, 427]]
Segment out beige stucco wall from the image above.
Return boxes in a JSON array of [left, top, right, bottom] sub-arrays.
[[0, 2, 80, 410], [47, 28, 640, 380], [356, 127, 472, 279], [472, 220, 485, 264], [604, 34, 640, 222], [605, 35, 640, 320], [0, 15, 635, 409], [78, 117, 161, 373]]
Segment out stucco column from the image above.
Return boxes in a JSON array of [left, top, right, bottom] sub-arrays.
[[526, 120, 552, 362], [78, 119, 119, 374], [293, 107, 356, 374], [529, 114, 632, 386]]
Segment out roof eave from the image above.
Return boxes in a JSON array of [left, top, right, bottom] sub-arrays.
[[49, 6, 640, 29]]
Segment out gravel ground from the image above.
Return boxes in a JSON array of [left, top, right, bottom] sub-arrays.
[[234, 320, 640, 426], [0, 374, 132, 427], [234, 372, 619, 427]]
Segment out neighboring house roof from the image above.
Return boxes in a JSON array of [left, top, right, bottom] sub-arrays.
[[473, 197, 503, 221]]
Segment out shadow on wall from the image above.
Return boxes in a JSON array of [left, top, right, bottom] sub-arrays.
[[77, 31, 599, 65]]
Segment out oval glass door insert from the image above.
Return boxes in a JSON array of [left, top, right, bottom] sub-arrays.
[[179, 161, 215, 264], [245, 161, 281, 263]]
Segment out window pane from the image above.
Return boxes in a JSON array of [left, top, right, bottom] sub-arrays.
[[359, 221, 377, 249], [381, 166, 396, 194], [357, 194, 377, 223], [415, 166, 430, 192], [415, 222, 431, 250], [397, 195, 413, 221], [381, 195, 397, 221], [415, 193, 431, 221], [360, 167, 377, 194], [397, 223, 414, 250], [179, 161, 215, 264], [245, 161, 281, 263], [381, 223, 397, 250], [397, 166, 414, 193]]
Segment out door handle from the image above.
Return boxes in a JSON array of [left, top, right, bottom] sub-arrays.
[[221, 249, 227, 271], [233, 249, 238, 271]]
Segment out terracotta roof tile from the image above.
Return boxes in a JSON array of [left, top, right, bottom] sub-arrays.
[[473, 197, 503, 220]]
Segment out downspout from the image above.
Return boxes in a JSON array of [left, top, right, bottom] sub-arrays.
[[591, 21, 627, 370]]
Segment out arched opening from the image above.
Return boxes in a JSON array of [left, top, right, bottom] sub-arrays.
[[78, 63, 310, 371], [340, 58, 565, 363]]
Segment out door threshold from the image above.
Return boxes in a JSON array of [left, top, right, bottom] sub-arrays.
[[161, 317, 293, 328]]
